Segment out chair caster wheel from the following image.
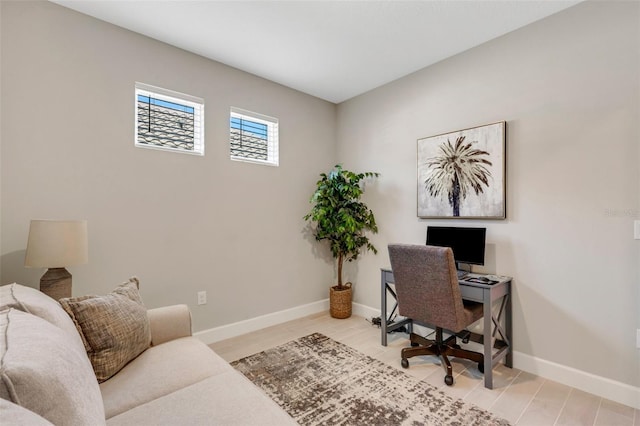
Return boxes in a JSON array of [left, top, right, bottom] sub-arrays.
[[401, 358, 409, 369], [478, 362, 484, 374], [444, 375, 454, 386]]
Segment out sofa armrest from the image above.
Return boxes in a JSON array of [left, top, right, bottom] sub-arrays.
[[147, 304, 192, 346]]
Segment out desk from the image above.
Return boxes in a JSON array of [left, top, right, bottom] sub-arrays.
[[380, 268, 512, 389]]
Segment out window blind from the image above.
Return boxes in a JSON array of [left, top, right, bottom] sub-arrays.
[[230, 107, 279, 166], [135, 83, 204, 155]]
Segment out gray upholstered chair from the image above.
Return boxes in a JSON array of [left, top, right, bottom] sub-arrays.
[[387, 243, 484, 386]]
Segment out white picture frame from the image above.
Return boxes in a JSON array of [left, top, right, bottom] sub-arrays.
[[417, 121, 506, 219]]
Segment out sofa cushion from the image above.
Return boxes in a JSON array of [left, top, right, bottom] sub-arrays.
[[0, 399, 54, 425], [0, 283, 85, 350], [60, 277, 151, 382], [0, 308, 106, 425], [100, 336, 230, 419], [105, 372, 297, 426]]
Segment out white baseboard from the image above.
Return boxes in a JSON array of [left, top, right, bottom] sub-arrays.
[[352, 301, 380, 320], [513, 351, 639, 409], [355, 302, 639, 409], [196, 301, 639, 409], [194, 299, 329, 344]]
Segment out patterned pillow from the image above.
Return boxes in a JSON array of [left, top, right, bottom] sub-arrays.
[[59, 277, 151, 382]]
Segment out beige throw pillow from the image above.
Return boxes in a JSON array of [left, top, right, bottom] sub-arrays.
[[0, 309, 106, 425], [0, 283, 86, 351], [0, 399, 55, 426], [60, 278, 151, 382]]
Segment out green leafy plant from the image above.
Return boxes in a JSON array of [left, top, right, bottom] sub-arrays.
[[304, 164, 379, 290]]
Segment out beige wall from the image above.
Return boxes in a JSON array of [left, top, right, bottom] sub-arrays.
[[337, 1, 639, 386], [0, 1, 336, 332], [2, 0, 638, 391]]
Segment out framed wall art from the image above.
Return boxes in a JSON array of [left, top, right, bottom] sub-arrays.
[[417, 121, 506, 219]]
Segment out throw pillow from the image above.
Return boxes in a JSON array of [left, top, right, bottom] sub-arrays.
[[0, 283, 86, 351], [0, 395, 55, 425], [0, 308, 106, 425], [59, 277, 151, 382]]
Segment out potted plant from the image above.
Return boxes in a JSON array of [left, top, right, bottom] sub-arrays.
[[304, 164, 379, 318]]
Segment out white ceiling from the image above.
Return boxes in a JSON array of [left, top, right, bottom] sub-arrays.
[[52, 0, 581, 104]]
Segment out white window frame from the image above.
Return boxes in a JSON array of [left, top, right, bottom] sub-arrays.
[[135, 82, 205, 156], [230, 107, 279, 167]]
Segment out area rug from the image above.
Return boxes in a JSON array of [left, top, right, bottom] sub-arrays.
[[232, 333, 510, 426]]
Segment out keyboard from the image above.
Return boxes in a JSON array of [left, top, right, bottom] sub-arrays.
[[462, 274, 501, 285]]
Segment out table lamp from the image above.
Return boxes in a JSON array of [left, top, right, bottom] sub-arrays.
[[24, 220, 88, 300]]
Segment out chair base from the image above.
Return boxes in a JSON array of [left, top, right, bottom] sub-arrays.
[[401, 328, 484, 386]]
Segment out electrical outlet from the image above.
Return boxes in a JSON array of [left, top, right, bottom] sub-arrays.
[[197, 291, 207, 305]]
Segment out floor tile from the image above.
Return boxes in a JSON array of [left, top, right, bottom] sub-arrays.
[[208, 312, 637, 425]]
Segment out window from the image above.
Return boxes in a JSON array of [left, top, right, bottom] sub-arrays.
[[230, 107, 279, 166], [135, 83, 204, 155]]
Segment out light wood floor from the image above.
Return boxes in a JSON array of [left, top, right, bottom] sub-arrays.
[[210, 312, 638, 426]]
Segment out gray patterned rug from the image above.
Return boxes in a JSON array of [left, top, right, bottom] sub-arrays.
[[232, 333, 510, 426]]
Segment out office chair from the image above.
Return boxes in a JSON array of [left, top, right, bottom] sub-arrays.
[[388, 244, 484, 386]]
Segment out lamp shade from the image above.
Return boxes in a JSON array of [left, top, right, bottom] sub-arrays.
[[24, 220, 88, 268]]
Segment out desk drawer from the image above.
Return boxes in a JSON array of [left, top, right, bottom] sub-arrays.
[[460, 285, 483, 302]]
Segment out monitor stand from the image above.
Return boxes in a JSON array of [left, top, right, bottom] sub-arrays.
[[456, 270, 469, 279], [456, 262, 471, 279]]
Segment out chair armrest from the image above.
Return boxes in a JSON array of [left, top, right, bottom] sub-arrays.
[[147, 304, 192, 346]]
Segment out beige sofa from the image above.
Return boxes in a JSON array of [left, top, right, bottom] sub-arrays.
[[0, 283, 296, 425]]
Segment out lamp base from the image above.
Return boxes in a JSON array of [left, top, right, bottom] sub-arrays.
[[40, 268, 72, 300]]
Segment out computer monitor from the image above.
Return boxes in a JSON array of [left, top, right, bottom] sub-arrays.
[[426, 226, 486, 268]]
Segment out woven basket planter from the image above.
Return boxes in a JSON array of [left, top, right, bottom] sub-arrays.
[[329, 283, 352, 319]]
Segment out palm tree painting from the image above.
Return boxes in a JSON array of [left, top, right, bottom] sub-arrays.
[[424, 136, 492, 216], [417, 122, 506, 219]]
